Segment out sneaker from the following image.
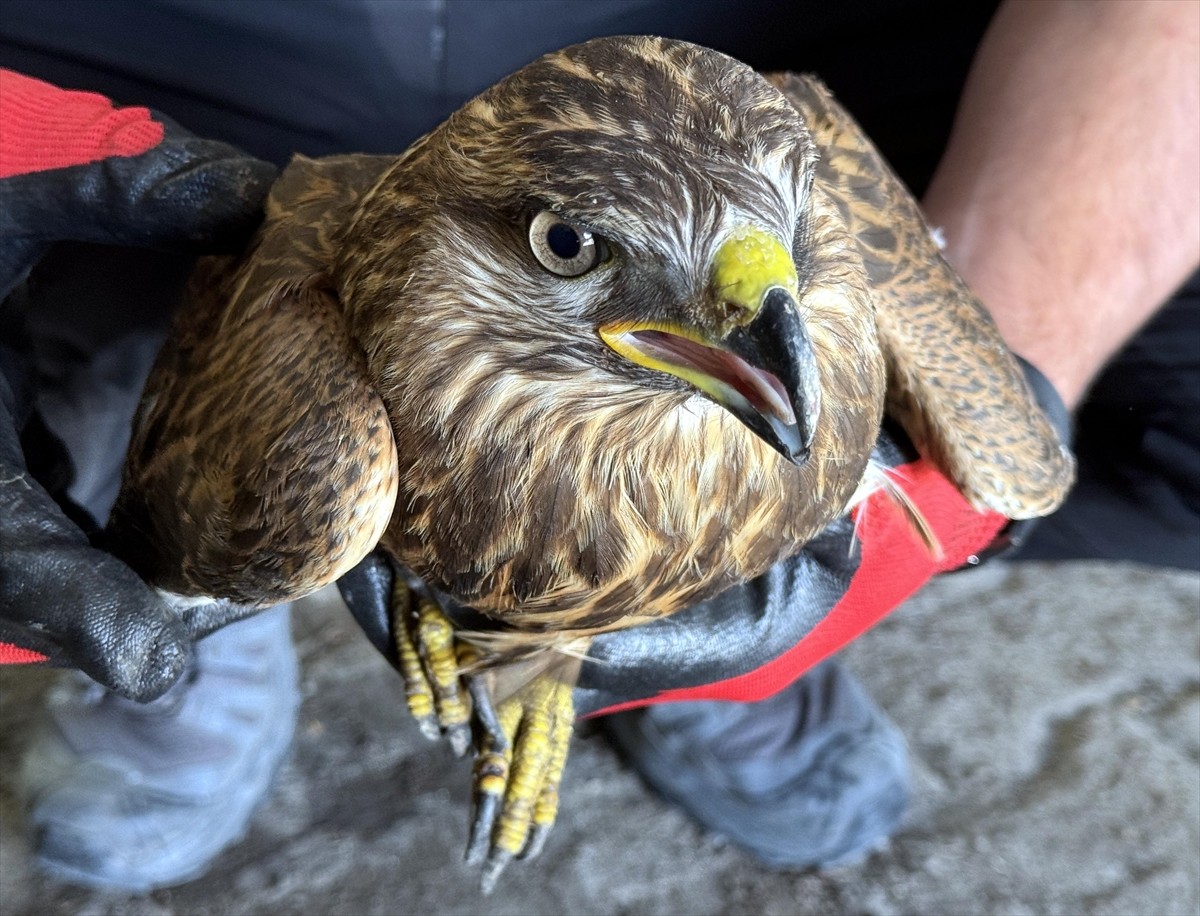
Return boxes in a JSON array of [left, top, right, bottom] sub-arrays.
[[21, 603, 299, 892], [601, 661, 908, 868]]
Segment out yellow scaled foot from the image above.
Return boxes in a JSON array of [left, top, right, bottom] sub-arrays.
[[388, 576, 576, 891], [391, 578, 473, 756], [465, 676, 574, 894]]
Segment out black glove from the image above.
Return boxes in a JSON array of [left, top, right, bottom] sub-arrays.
[[0, 69, 277, 700]]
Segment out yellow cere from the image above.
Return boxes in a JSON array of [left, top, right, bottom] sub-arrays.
[[710, 225, 798, 319]]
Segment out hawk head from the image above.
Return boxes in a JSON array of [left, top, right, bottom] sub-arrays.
[[334, 35, 882, 619], [335, 36, 858, 465]]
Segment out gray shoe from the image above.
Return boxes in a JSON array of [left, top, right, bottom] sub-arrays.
[[602, 661, 908, 869], [21, 604, 299, 892]]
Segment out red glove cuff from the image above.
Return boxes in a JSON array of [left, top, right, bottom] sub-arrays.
[[0, 69, 164, 179], [0, 643, 49, 664], [597, 459, 1007, 712]]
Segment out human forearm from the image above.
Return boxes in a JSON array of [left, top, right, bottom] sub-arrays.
[[923, 0, 1200, 408]]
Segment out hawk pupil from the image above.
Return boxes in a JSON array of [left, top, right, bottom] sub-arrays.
[[547, 223, 582, 259]]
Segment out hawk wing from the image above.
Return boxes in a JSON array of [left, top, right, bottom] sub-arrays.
[[107, 156, 400, 604], [768, 72, 1075, 519]]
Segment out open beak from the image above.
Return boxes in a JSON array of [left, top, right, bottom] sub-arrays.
[[599, 227, 820, 465]]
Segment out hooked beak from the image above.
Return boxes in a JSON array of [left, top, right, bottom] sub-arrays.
[[599, 227, 820, 465]]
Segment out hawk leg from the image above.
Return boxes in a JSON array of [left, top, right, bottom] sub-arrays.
[[390, 577, 474, 756], [466, 675, 574, 893], [361, 564, 576, 892]]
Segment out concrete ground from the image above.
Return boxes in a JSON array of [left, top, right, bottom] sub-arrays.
[[1, 559, 1197, 916]]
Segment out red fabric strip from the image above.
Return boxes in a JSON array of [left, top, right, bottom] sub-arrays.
[[592, 459, 1006, 715], [0, 69, 164, 179], [0, 642, 50, 664]]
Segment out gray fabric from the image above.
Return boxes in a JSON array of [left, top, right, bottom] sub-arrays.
[[22, 604, 299, 892], [602, 660, 908, 868], [34, 331, 162, 523], [1016, 283, 1200, 571]]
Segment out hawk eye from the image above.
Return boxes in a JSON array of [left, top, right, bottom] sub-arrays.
[[529, 210, 606, 277]]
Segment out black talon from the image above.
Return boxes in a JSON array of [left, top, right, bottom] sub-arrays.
[[446, 722, 472, 758], [467, 676, 507, 751], [520, 823, 551, 861], [480, 849, 513, 895], [466, 793, 501, 867], [416, 715, 441, 742]]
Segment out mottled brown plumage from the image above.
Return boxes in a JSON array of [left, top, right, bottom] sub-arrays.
[[111, 156, 399, 605], [107, 36, 1074, 884], [767, 73, 1071, 518]]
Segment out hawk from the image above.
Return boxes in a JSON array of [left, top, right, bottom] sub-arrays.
[[107, 36, 1073, 888]]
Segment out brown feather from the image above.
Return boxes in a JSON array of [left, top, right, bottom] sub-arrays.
[[108, 157, 399, 603]]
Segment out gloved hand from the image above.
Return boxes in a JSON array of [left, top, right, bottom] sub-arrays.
[[577, 432, 1007, 716], [578, 359, 1070, 715], [0, 70, 277, 701], [342, 360, 1069, 717]]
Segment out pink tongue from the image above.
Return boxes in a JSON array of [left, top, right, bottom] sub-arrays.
[[630, 330, 795, 425]]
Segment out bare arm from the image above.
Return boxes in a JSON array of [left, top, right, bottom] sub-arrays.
[[923, 0, 1200, 408]]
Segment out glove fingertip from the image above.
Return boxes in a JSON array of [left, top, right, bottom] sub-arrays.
[[158, 145, 279, 248], [99, 613, 191, 703], [337, 553, 401, 668]]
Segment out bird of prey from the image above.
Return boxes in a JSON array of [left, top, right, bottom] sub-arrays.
[[107, 36, 1074, 889]]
